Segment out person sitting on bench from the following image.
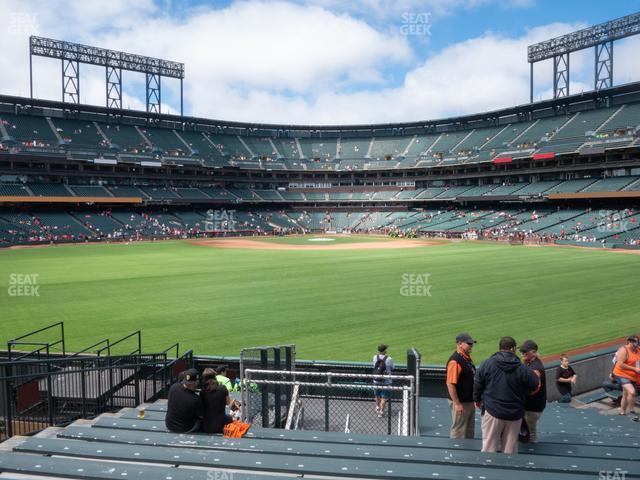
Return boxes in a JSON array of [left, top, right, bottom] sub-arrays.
[[201, 368, 238, 434], [165, 368, 204, 433]]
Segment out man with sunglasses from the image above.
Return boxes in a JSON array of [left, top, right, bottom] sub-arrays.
[[446, 332, 477, 439]]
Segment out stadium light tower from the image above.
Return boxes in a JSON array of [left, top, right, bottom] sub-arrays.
[[528, 12, 640, 102], [29, 36, 185, 115]]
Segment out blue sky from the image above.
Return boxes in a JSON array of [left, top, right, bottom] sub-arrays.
[[1, 0, 640, 124]]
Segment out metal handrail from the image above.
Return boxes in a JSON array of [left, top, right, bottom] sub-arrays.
[[96, 330, 141, 357], [69, 339, 110, 357], [7, 322, 65, 360]]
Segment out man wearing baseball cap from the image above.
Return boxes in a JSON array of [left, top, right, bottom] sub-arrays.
[[446, 332, 477, 438], [519, 340, 546, 443], [165, 368, 204, 433], [473, 336, 539, 454]]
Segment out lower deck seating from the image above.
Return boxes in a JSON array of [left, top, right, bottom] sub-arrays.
[[1, 397, 638, 480]]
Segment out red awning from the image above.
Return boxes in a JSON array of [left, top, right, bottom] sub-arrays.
[[533, 152, 555, 160], [492, 157, 513, 164]]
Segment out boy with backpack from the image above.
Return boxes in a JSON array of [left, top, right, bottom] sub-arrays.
[[373, 344, 394, 417]]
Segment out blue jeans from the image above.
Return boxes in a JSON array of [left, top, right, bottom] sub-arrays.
[[558, 393, 572, 403]]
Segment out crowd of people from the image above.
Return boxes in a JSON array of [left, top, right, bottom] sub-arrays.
[[161, 336, 638, 453], [444, 333, 639, 454]]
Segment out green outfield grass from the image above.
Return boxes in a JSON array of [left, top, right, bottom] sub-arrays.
[[0, 239, 638, 364]]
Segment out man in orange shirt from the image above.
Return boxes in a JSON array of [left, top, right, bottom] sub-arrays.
[[446, 332, 477, 438], [612, 335, 640, 415]]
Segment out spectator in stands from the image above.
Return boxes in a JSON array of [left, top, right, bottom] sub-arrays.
[[201, 368, 236, 434], [165, 368, 204, 433], [556, 354, 577, 403], [519, 340, 546, 443], [473, 336, 539, 454], [373, 344, 394, 417], [612, 335, 640, 415], [446, 333, 477, 439], [215, 365, 234, 391]]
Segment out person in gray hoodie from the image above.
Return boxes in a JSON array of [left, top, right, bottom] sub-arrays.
[[473, 336, 539, 454]]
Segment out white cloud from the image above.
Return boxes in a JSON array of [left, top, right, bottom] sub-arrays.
[[0, 1, 637, 126]]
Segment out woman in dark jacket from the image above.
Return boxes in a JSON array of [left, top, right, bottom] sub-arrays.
[[200, 368, 235, 434]]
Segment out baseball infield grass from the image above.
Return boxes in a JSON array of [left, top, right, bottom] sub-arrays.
[[0, 239, 638, 364]]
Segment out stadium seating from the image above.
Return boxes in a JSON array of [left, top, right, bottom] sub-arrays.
[[298, 138, 337, 159], [139, 186, 180, 200], [511, 181, 560, 195], [3, 394, 639, 480], [545, 179, 597, 194], [107, 185, 147, 198], [430, 131, 469, 154], [435, 186, 473, 198], [74, 211, 125, 236], [581, 176, 638, 192], [0, 112, 59, 146], [50, 118, 106, 150], [369, 136, 412, 159], [0, 184, 31, 196], [177, 130, 225, 158], [339, 138, 372, 159], [175, 188, 210, 199], [28, 183, 73, 196], [101, 123, 147, 152], [304, 192, 327, 201], [456, 185, 498, 197], [483, 183, 529, 195], [206, 133, 251, 158], [254, 190, 284, 201], [70, 185, 112, 197], [140, 126, 187, 154]]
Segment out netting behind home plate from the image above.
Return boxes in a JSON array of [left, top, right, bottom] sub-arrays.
[[241, 369, 416, 436]]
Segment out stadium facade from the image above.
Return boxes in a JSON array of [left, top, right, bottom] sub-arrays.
[[0, 79, 639, 247]]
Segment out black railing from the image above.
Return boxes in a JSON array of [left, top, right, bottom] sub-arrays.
[[96, 331, 142, 357], [0, 348, 193, 441], [7, 322, 65, 360]]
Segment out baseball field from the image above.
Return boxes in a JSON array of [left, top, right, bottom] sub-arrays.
[[1, 236, 638, 364]]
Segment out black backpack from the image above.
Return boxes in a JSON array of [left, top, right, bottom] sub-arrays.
[[373, 355, 388, 376]]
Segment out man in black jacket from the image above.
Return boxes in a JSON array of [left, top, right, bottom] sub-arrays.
[[473, 336, 539, 454], [520, 340, 545, 443]]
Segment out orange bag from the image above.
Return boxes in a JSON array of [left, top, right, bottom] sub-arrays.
[[223, 420, 252, 438]]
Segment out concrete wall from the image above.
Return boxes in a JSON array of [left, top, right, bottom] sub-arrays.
[[544, 346, 617, 401]]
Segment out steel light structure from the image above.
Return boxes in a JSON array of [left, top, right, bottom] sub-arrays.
[[29, 36, 185, 115], [528, 12, 640, 101]]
